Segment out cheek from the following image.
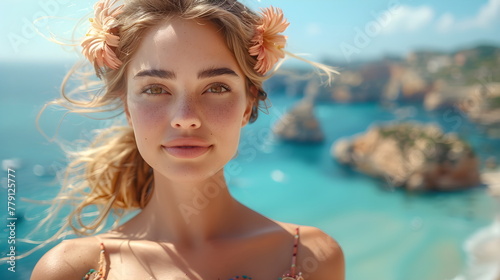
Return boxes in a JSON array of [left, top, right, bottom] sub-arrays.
[[206, 97, 246, 128], [205, 98, 246, 152], [128, 101, 167, 144], [128, 95, 168, 124]]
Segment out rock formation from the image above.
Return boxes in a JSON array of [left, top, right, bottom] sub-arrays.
[[332, 122, 481, 191], [273, 80, 324, 143], [459, 82, 500, 138]]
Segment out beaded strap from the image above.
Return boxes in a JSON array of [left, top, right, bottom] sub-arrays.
[[291, 227, 299, 276], [83, 240, 107, 280], [279, 227, 303, 280]]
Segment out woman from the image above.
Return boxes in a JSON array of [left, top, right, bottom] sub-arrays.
[[31, 0, 344, 279]]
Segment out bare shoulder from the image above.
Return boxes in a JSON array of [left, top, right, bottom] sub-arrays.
[[280, 223, 345, 280], [31, 236, 102, 280]]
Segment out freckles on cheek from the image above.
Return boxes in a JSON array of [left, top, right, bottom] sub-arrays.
[[216, 99, 245, 120], [211, 99, 246, 138], [131, 103, 164, 124], [129, 103, 167, 139]]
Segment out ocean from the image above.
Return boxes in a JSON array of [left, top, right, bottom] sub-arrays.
[[0, 61, 499, 280]]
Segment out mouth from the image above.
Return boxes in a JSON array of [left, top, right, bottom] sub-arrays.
[[163, 137, 212, 159], [162, 145, 212, 159]]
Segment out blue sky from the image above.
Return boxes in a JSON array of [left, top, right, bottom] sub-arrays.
[[1, 0, 499, 64]]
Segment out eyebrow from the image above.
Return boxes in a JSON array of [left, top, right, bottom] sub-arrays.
[[197, 67, 239, 79], [134, 69, 176, 79], [133, 67, 239, 80]]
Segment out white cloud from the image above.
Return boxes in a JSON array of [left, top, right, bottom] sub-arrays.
[[436, 13, 454, 33], [378, 5, 434, 34], [475, 0, 500, 27], [436, 0, 500, 33]]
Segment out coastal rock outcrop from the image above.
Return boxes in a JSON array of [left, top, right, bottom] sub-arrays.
[[328, 62, 391, 103], [459, 82, 500, 138], [332, 122, 481, 191], [273, 79, 325, 143], [273, 100, 324, 143]]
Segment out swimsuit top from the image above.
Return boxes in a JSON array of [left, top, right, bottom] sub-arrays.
[[83, 227, 303, 280]]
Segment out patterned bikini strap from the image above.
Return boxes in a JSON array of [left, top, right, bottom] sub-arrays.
[[95, 236, 108, 279], [290, 227, 300, 277], [83, 236, 107, 280]]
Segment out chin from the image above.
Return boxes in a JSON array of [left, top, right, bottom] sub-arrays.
[[155, 162, 226, 182]]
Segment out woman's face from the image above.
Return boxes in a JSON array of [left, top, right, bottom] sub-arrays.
[[125, 18, 253, 181]]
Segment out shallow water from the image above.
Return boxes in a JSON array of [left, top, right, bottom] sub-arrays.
[[0, 62, 498, 280]]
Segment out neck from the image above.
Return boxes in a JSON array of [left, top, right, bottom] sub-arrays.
[[130, 169, 242, 246]]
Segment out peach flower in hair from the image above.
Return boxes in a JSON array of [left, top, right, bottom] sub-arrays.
[[81, 0, 123, 70], [249, 7, 290, 75]]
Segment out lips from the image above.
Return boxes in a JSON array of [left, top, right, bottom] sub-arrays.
[[162, 138, 212, 159]]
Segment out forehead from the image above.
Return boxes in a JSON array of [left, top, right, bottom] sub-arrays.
[[128, 18, 241, 74]]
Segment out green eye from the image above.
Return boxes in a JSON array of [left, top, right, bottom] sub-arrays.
[[207, 83, 230, 94], [143, 85, 167, 95]]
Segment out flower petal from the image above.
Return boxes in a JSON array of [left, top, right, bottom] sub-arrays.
[[81, 0, 123, 70], [249, 6, 289, 75]]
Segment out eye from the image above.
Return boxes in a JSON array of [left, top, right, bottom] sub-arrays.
[[206, 83, 230, 94], [143, 85, 168, 95]]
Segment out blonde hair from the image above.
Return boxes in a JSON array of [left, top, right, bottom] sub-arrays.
[[20, 0, 338, 259]]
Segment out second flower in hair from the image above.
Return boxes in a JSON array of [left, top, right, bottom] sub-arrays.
[[249, 6, 290, 75], [81, 0, 123, 70]]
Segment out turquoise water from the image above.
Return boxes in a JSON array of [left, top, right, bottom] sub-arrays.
[[0, 62, 498, 280]]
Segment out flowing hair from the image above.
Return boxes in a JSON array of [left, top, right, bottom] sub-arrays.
[[14, 0, 338, 260]]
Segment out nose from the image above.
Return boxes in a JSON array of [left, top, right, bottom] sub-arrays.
[[170, 97, 201, 129]]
